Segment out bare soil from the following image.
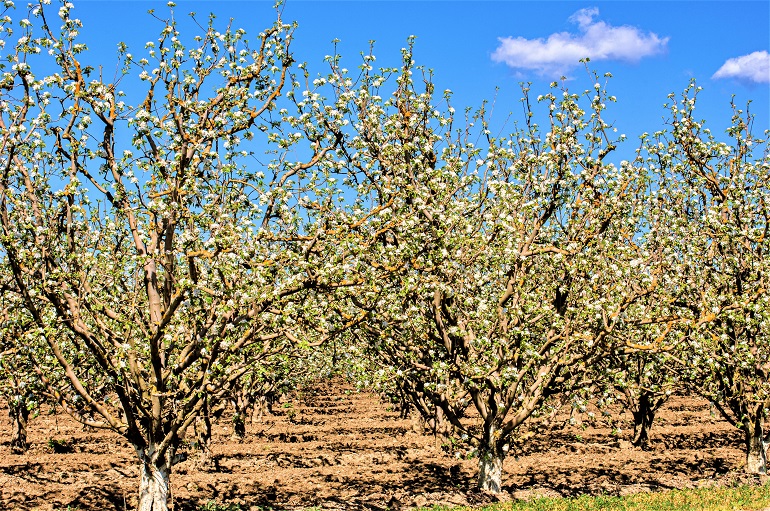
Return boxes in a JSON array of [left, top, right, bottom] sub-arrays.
[[0, 379, 763, 510]]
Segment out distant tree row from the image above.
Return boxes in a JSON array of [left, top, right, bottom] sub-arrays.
[[0, 1, 768, 509]]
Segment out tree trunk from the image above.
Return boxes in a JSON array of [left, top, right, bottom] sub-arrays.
[[9, 401, 30, 454], [136, 446, 172, 511], [254, 391, 277, 423], [744, 416, 768, 474], [231, 391, 252, 439], [434, 406, 447, 451], [254, 395, 267, 423], [232, 400, 247, 439], [232, 412, 246, 438], [194, 409, 215, 470], [631, 392, 656, 450], [477, 422, 505, 494]]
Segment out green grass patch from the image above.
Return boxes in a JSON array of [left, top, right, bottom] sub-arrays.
[[197, 502, 243, 511], [423, 484, 770, 511]]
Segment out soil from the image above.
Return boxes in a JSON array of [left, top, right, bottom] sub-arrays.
[[0, 379, 763, 510]]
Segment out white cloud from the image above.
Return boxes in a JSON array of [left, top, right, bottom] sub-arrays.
[[491, 7, 669, 77], [712, 51, 770, 84]]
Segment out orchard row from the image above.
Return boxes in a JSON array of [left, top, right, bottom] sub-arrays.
[[0, 2, 768, 509]]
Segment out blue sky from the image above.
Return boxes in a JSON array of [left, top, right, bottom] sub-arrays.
[[62, 1, 770, 163]]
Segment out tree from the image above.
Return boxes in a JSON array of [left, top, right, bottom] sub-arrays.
[[0, 2, 350, 509], [311, 44, 664, 492], [644, 83, 770, 474], [605, 326, 681, 450], [343, 328, 464, 446], [0, 274, 45, 454], [193, 343, 318, 461]]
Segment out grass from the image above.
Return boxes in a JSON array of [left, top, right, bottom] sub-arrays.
[[421, 484, 770, 511], [54, 485, 770, 511], [197, 502, 244, 511]]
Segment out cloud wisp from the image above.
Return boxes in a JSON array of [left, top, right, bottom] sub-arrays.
[[712, 51, 770, 84], [491, 7, 669, 78]]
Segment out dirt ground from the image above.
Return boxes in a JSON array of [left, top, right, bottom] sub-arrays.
[[0, 378, 763, 510]]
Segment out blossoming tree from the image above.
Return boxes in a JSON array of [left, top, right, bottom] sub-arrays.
[[604, 320, 682, 450], [0, 1, 353, 508], [0, 271, 46, 454], [306, 44, 666, 492], [644, 83, 770, 473]]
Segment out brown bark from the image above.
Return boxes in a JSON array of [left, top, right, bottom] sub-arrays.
[[193, 408, 215, 470], [631, 391, 659, 450], [9, 401, 30, 454]]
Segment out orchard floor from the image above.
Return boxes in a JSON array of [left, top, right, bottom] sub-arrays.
[[0, 379, 763, 510]]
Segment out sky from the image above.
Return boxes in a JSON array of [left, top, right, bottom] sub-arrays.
[[40, 1, 770, 164]]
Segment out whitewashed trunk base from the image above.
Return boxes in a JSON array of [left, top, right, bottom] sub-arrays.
[[478, 451, 504, 493], [746, 432, 768, 475], [137, 454, 171, 511]]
